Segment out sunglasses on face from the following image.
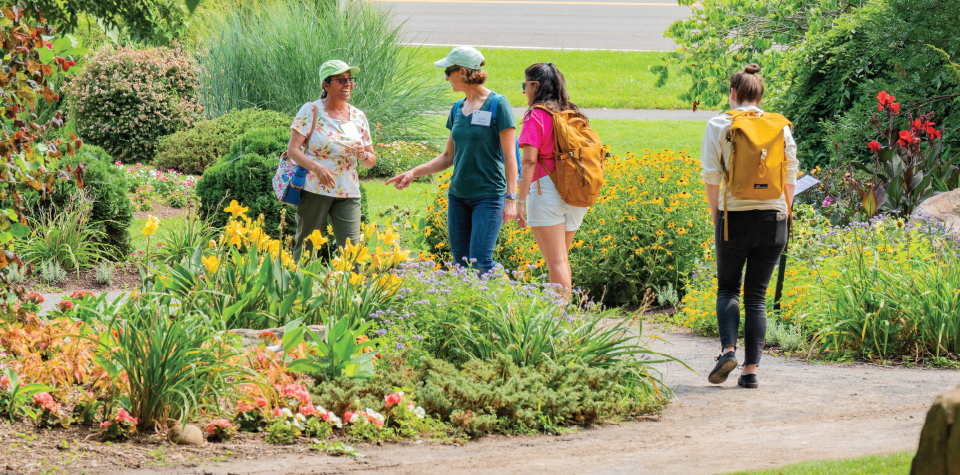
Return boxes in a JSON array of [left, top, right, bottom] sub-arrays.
[[444, 67, 460, 77], [522, 81, 538, 92], [331, 77, 356, 85]]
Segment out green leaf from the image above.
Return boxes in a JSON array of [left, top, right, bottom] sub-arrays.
[[8, 223, 28, 238], [185, 0, 201, 13], [38, 47, 53, 64]]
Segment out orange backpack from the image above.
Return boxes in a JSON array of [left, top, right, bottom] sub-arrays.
[[720, 110, 794, 240], [533, 106, 605, 208]]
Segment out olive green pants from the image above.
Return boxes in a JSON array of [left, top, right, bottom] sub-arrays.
[[293, 190, 361, 261]]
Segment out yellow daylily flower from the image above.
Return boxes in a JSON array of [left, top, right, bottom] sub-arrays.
[[224, 200, 248, 218], [393, 248, 411, 263], [349, 272, 364, 286], [202, 255, 220, 274], [142, 216, 159, 236], [306, 229, 328, 249], [208, 240, 217, 249], [331, 256, 351, 272]]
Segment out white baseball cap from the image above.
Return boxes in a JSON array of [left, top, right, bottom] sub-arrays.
[[434, 46, 484, 70]]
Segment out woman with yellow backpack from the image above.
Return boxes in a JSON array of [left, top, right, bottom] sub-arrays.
[[517, 62, 603, 299], [701, 64, 798, 389]]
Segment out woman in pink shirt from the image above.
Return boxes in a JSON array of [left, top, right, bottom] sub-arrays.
[[517, 63, 589, 298]]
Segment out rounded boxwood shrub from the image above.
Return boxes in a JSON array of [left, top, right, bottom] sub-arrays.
[[227, 126, 289, 161], [359, 140, 440, 181], [65, 45, 202, 164], [23, 145, 133, 260], [153, 109, 292, 175]]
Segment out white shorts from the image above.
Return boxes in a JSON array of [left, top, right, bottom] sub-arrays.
[[526, 177, 589, 231]]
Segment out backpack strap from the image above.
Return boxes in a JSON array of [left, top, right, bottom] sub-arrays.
[[489, 93, 501, 126], [450, 99, 465, 125]]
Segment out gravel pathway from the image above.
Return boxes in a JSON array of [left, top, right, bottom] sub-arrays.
[[127, 324, 955, 475]]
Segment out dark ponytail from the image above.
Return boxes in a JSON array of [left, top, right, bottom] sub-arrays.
[[523, 62, 587, 123]]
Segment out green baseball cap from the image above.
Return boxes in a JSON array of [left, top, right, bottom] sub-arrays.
[[434, 46, 484, 70], [319, 59, 360, 80]]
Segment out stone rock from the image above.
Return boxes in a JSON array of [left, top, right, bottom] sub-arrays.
[[911, 188, 960, 237], [911, 384, 960, 474], [167, 423, 205, 446], [226, 325, 326, 349]]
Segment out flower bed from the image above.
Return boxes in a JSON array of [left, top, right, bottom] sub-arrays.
[[116, 162, 199, 211], [676, 208, 960, 362], [419, 149, 712, 304]]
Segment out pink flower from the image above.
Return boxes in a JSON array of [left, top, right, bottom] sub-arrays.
[[280, 384, 311, 406], [58, 300, 74, 311], [821, 196, 835, 208], [273, 406, 283, 418], [25, 292, 44, 304], [115, 408, 138, 425], [343, 411, 359, 424], [298, 402, 318, 418], [0, 374, 10, 389], [70, 290, 93, 300], [384, 391, 405, 408], [204, 418, 234, 434]]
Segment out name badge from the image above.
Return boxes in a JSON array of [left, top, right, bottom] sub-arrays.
[[470, 110, 492, 126], [340, 122, 362, 141]]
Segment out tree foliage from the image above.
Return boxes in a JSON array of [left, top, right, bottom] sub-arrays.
[[656, 0, 868, 108], [22, 0, 188, 44]]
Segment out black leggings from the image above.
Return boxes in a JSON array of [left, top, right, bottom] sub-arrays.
[[715, 210, 788, 366]]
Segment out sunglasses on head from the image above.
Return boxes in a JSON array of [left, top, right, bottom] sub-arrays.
[[330, 77, 356, 85], [444, 66, 460, 77]]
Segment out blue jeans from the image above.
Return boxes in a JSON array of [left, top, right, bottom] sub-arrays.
[[447, 193, 505, 275]]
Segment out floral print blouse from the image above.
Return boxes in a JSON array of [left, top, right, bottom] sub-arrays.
[[290, 100, 373, 198]]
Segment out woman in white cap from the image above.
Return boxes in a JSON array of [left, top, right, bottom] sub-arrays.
[[386, 46, 518, 275], [286, 59, 377, 260]]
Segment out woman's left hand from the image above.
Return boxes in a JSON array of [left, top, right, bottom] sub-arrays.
[[503, 200, 519, 222]]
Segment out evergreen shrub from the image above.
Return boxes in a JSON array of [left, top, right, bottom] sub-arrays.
[[66, 45, 202, 164], [153, 109, 292, 174]]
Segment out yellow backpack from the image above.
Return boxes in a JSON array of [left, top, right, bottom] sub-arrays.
[[720, 110, 794, 240], [533, 106, 605, 208]]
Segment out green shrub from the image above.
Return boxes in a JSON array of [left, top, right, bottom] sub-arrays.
[[312, 355, 664, 438], [196, 152, 293, 238], [199, 0, 448, 141], [772, 0, 960, 167], [360, 141, 440, 180], [65, 45, 202, 164], [227, 126, 289, 162], [153, 109, 292, 175], [24, 145, 133, 260]]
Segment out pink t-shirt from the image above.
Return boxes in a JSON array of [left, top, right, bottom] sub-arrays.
[[519, 108, 556, 181]]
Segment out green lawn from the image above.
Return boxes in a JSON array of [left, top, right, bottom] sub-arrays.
[[409, 46, 688, 110], [422, 114, 706, 158], [728, 452, 913, 475]]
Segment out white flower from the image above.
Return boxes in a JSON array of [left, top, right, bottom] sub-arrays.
[[414, 406, 426, 419]]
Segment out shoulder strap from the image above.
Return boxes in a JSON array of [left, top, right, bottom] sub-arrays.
[[450, 99, 464, 124], [489, 93, 501, 126]]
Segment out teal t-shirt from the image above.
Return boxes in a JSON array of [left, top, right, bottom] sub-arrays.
[[445, 93, 515, 199]]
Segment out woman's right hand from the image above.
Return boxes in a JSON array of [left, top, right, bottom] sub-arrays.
[[312, 164, 336, 188], [385, 170, 415, 190]]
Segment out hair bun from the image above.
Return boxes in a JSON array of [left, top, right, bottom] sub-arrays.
[[744, 64, 761, 74]]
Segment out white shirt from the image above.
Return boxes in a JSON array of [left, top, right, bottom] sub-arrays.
[[699, 105, 798, 213]]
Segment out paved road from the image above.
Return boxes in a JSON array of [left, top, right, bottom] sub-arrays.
[[369, 0, 690, 51]]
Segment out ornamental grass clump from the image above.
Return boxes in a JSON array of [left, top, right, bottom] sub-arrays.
[[198, 0, 447, 140], [66, 45, 202, 164]]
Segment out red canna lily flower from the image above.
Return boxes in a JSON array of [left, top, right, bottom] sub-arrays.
[[868, 141, 882, 152]]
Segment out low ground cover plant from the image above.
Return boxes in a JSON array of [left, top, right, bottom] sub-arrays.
[[420, 149, 711, 304]]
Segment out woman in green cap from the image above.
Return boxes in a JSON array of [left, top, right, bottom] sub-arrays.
[[286, 59, 376, 260], [386, 46, 519, 275]]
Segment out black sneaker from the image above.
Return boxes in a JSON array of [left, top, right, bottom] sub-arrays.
[[708, 352, 737, 384], [738, 373, 758, 389]]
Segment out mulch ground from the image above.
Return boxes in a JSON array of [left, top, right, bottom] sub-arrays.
[[132, 203, 189, 221], [20, 263, 141, 295], [0, 418, 339, 474]]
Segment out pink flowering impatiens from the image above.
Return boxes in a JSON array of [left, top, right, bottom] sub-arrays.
[[100, 408, 138, 441], [384, 391, 405, 408], [204, 418, 237, 442]]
